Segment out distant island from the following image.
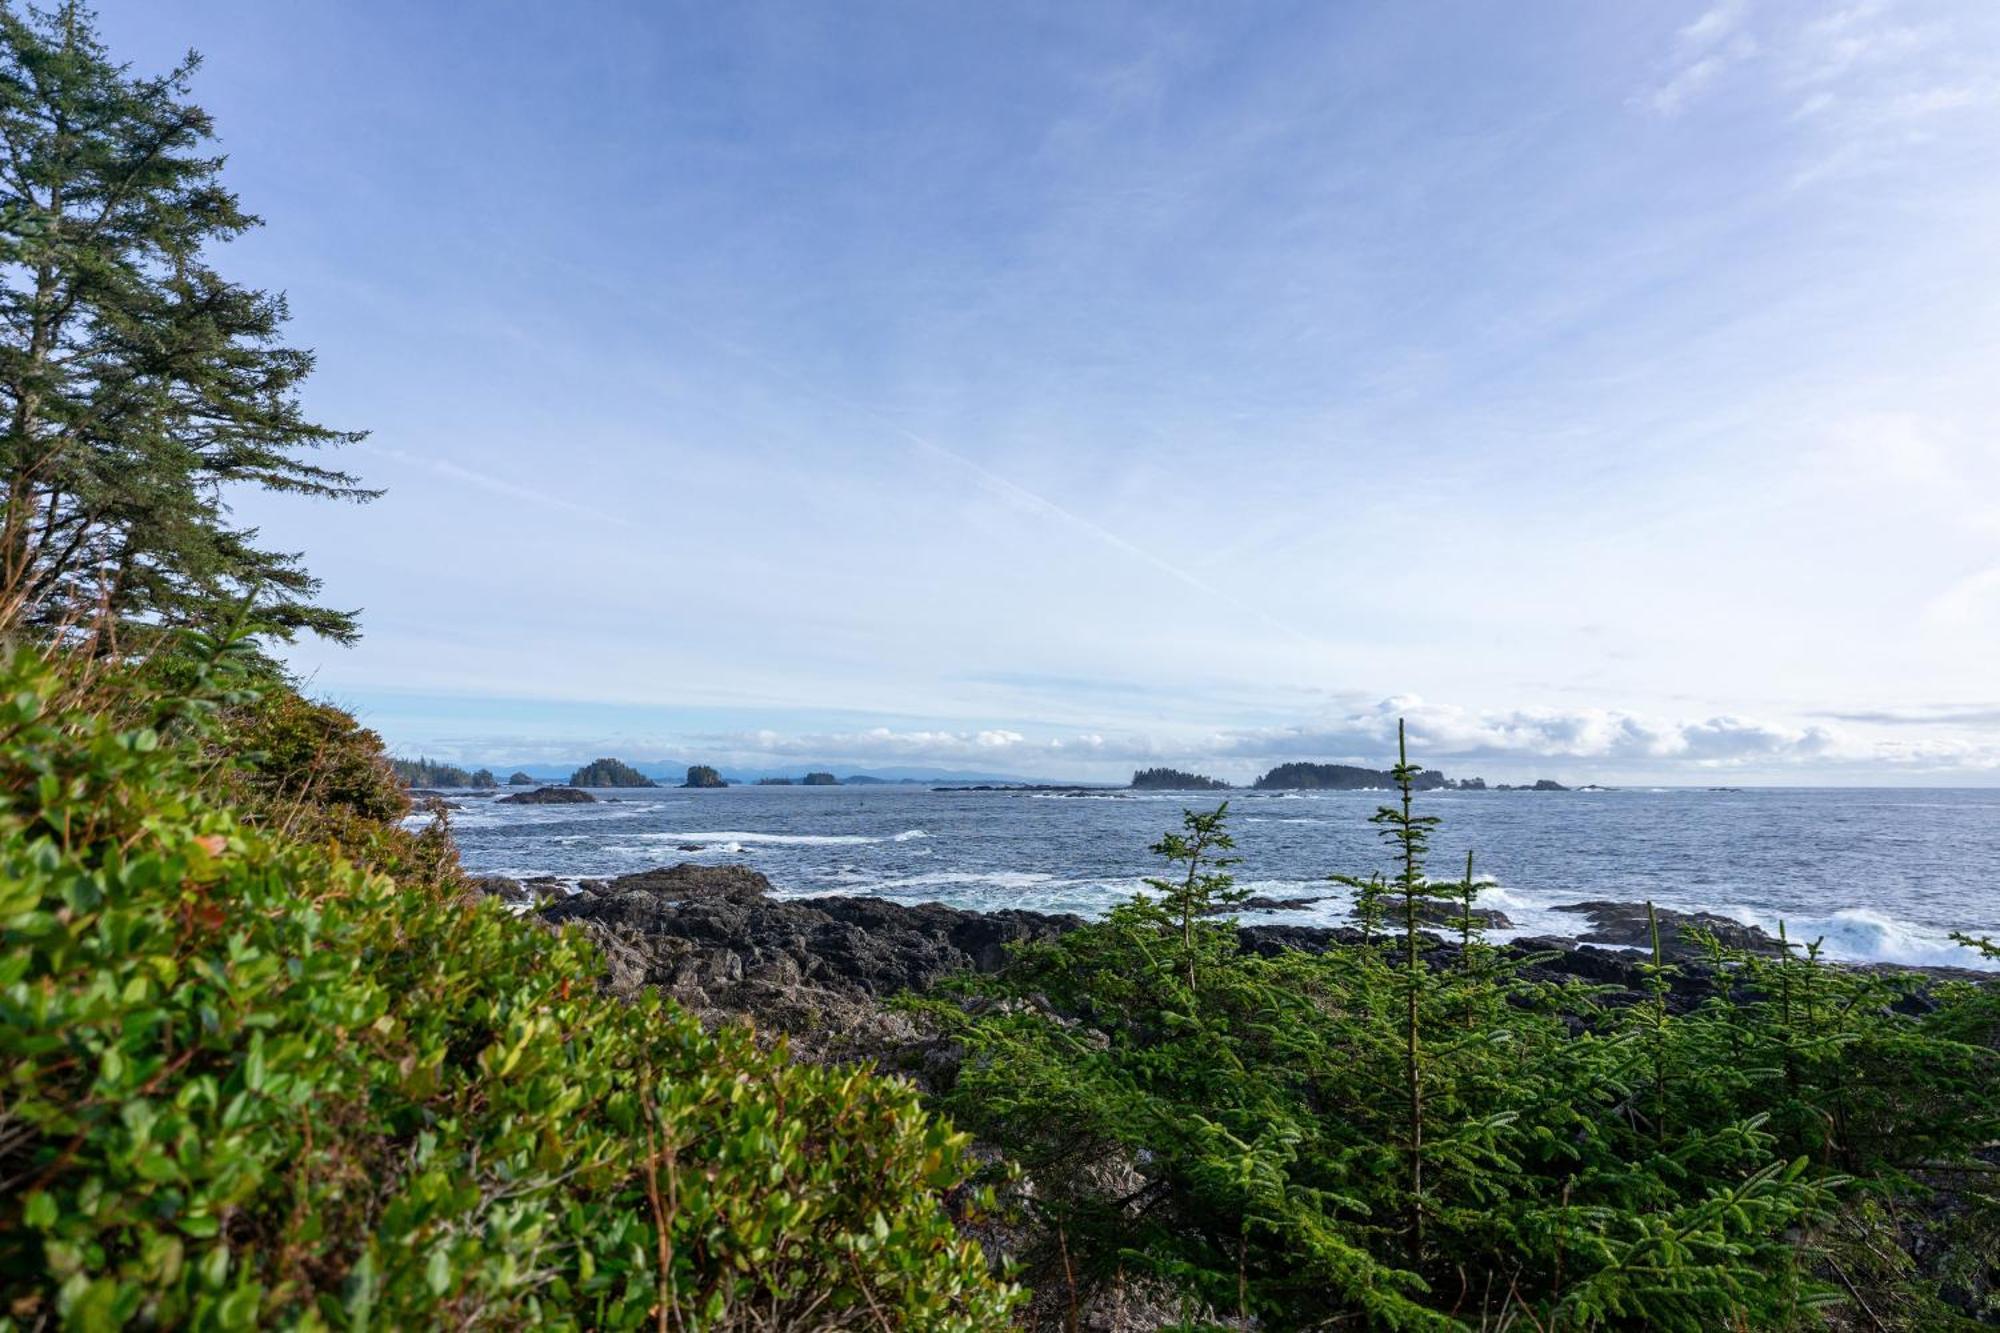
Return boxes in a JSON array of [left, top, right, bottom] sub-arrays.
[[683, 765, 728, 789], [1244, 765, 1573, 791], [392, 758, 496, 789], [569, 758, 658, 788], [754, 777, 793, 786], [1254, 762, 1457, 791], [802, 771, 839, 786], [506, 771, 535, 785], [1131, 767, 1230, 791]]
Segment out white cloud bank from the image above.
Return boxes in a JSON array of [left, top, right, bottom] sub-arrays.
[[502, 697, 1993, 783]]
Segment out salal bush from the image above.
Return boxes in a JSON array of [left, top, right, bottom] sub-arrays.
[[0, 648, 1015, 1330]]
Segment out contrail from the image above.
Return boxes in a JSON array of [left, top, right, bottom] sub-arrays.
[[548, 259, 1318, 647], [357, 442, 645, 531]]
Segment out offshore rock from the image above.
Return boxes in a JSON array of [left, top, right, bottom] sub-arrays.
[[498, 786, 597, 805]]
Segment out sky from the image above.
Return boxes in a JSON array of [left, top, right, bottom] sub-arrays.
[[95, 0, 2000, 784]]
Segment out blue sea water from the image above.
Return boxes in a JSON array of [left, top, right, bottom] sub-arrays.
[[429, 785, 2000, 971]]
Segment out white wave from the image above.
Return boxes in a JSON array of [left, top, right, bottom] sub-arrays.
[[640, 829, 925, 848], [1716, 905, 1997, 971], [850, 870, 1067, 892]]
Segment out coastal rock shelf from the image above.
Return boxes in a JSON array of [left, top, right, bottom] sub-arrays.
[[483, 863, 1979, 1065]]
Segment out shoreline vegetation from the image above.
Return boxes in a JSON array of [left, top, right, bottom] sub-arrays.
[[3, 9, 1996, 1329], [10, 622, 1995, 1328]]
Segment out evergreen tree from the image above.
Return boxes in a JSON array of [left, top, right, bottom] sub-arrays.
[[0, 1, 371, 644]]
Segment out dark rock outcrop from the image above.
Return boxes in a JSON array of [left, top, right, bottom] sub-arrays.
[[682, 765, 727, 789], [1219, 894, 1511, 929], [540, 864, 1080, 1061], [1552, 901, 1778, 956], [539, 868, 1983, 1060], [506, 771, 535, 785], [468, 875, 571, 905], [498, 786, 597, 805]]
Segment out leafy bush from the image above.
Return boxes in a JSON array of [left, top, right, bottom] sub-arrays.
[[0, 645, 1016, 1330], [931, 727, 2000, 1330]]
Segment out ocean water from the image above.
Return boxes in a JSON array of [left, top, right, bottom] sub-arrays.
[[429, 785, 2000, 971]]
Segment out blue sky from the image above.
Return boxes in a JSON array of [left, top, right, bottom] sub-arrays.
[[99, 1, 2000, 783]]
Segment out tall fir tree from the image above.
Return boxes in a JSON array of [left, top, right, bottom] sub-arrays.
[[0, 1, 371, 646]]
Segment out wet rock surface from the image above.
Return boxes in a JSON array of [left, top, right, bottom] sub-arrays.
[[537, 863, 1081, 1061], [497, 786, 597, 805], [1552, 900, 1779, 956], [525, 865, 1983, 1050]]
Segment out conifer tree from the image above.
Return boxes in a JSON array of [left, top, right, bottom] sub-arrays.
[[0, 1, 371, 644], [1141, 802, 1243, 991]]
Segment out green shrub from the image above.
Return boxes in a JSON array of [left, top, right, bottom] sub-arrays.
[[0, 646, 1016, 1330], [931, 731, 2000, 1330]]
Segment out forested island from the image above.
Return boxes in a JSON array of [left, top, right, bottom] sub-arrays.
[[1130, 766, 1231, 790], [1254, 760, 1453, 790], [568, 757, 658, 787], [682, 764, 728, 788], [392, 757, 496, 788]]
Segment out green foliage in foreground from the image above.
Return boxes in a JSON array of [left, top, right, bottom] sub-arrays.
[[0, 644, 1016, 1330], [931, 729, 2000, 1330]]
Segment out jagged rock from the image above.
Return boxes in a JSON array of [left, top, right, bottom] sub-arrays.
[[1222, 894, 1511, 929], [1552, 901, 1777, 957], [1411, 897, 1513, 930], [468, 875, 531, 905], [539, 864, 1081, 1063], [498, 786, 597, 805], [1228, 893, 1336, 912], [468, 875, 571, 906]]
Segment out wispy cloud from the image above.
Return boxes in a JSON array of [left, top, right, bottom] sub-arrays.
[[1639, 2, 1759, 116], [1818, 705, 2000, 727], [357, 443, 644, 531]]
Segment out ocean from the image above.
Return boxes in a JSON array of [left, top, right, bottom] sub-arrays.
[[430, 784, 2000, 971]]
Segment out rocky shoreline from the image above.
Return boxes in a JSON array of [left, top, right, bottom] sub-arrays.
[[471, 863, 1986, 1066]]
